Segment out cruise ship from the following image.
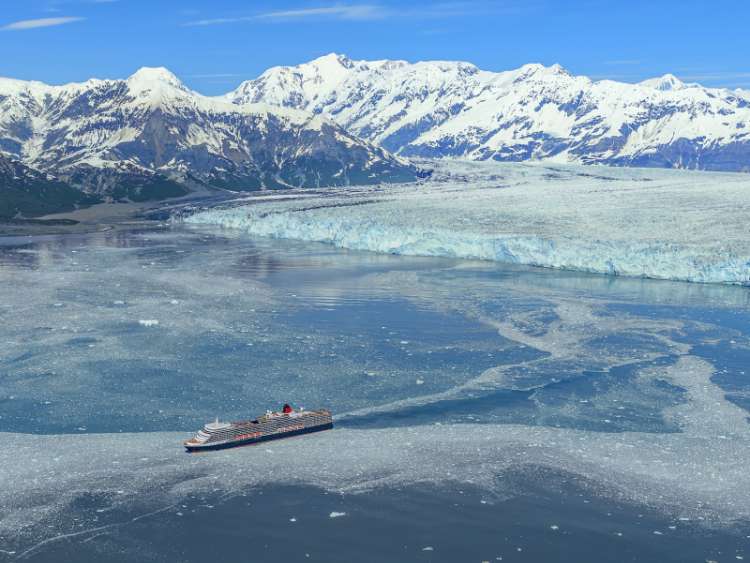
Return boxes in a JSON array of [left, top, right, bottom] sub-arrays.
[[184, 404, 333, 452]]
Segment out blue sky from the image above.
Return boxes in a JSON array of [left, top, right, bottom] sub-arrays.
[[1, 0, 749, 94]]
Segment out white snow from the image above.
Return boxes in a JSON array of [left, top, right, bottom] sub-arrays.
[[0, 66, 344, 174], [639, 73, 689, 91], [185, 160, 750, 285], [225, 53, 750, 166], [3, 56, 749, 179]]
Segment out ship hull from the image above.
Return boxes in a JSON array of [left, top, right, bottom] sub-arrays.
[[185, 422, 333, 452]]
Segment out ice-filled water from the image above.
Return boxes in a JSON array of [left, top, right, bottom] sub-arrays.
[[185, 160, 750, 284], [1, 219, 749, 561]]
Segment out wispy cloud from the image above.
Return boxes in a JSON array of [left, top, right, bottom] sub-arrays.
[[1, 16, 84, 30], [185, 5, 383, 26], [184, 16, 253, 27], [184, 2, 504, 27], [677, 71, 750, 83], [257, 5, 383, 20]]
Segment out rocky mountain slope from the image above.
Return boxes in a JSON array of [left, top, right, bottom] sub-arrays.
[[227, 54, 750, 172], [0, 154, 99, 219], [0, 67, 417, 203]]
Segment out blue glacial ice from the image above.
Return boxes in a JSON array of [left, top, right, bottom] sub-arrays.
[[184, 160, 750, 284]]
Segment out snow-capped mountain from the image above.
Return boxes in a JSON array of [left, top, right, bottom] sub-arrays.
[[0, 67, 417, 200], [227, 54, 750, 172], [2, 55, 749, 216]]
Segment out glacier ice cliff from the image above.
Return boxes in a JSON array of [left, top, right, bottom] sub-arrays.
[[185, 160, 750, 285]]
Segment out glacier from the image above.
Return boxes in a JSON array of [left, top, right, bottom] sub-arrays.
[[184, 160, 750, 285]]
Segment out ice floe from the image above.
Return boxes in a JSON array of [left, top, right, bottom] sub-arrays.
[[2, 216, 750, 554]]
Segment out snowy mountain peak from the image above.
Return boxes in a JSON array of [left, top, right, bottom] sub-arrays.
[[127, 67, 185, 91], [516, 62, 570, 79], [309, 52, 354, 69], [548, 63, 569, 75], [640, 73, 686, 91]]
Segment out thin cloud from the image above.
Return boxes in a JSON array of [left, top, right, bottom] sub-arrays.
[[183, 2, 503, 26], [185, 16, 255, 27], [257, 5, 383, 20], [677, 71, 750, 83], [185, 5, 383, 26], [1, 16, 84, 30]]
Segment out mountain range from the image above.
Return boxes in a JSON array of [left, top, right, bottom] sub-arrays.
[[228, 54, 750, 171], [1, 54, 749, 218], [0, 65, 416, 214]]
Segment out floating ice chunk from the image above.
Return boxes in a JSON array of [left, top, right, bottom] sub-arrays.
[[329, 511, 347, 518], [422, 546, 434, 551], [138, 319, 159, 327]]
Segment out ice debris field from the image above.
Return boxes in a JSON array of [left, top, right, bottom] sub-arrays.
[[3, 184, 750, 555], [185, 160, 750, 285]]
